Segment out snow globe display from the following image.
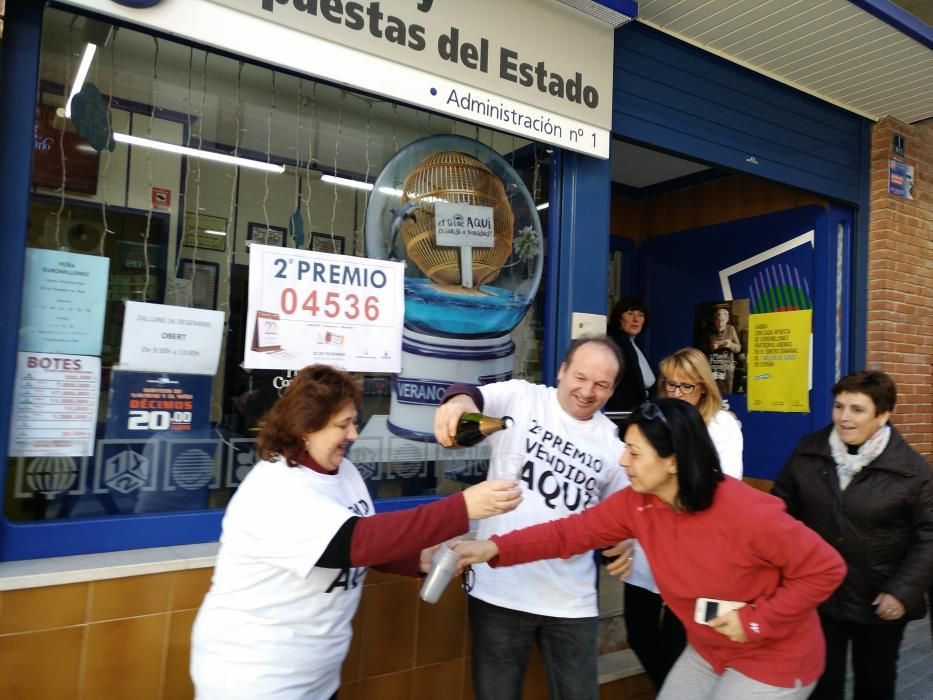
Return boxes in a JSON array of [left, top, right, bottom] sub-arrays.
[[365, 135, 543, 438]]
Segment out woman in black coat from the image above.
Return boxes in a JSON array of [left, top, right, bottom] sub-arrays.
[[772, 370, 933, 700], [605, 296, 654, 412]]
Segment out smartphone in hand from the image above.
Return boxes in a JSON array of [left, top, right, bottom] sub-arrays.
[[694, 597, 746, 625]]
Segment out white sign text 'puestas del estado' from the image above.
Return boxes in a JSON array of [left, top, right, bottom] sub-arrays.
[[63, 0, 619, 157]]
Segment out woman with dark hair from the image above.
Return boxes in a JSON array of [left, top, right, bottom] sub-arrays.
[[621, 347, 745, 690], [772, 370, 933, 700], [191, 364, 521, 700], [606, 296, 654, 411], [454, 399, 846, 699]]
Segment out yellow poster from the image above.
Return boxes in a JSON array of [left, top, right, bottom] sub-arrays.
[[748, 310, 812, 413]]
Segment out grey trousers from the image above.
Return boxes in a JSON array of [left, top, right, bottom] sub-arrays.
[[658, 645, 815, 700]]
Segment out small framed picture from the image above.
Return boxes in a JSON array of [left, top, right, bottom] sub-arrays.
[[311, 233, 345, 255], [116, 240, 162, 272], [179, 259, 220, 310], [182, 213, 228, 252], [693, 299, 750, 396], [247, 222, 287, 249]]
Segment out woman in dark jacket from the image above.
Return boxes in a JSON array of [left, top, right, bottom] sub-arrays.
[[772, 370, 933, 700], [605, 296, 654, 411]]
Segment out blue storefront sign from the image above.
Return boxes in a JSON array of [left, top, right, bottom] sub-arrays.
[[100, 371, 218, 513], [106, 371, 212, 439]]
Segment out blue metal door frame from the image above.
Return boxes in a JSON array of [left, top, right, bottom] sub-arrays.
[[542, 151, 613, 383], [0, 0, 45, 559]]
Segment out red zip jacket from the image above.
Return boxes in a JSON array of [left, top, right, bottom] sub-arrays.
[[489, 477, 846, 688]]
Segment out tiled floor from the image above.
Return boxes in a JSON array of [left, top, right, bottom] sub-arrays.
[[601, 613, 933, 699], [892, 615, 933, 699], [840, 615, 933, 699]]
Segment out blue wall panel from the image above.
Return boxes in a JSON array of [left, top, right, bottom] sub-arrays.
[[638, 205, 853, 480], [552, 152, 613, 377], [0, 0, 44, 560], [613, 23, 868, 204]]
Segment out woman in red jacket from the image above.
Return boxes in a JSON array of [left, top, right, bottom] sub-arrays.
[[454, 399, 846, 699]]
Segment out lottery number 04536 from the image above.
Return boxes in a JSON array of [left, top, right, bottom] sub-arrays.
[[280, 289, 379, 321]]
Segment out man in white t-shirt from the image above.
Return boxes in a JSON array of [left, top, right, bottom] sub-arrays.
[[434, 336, 630, 700]]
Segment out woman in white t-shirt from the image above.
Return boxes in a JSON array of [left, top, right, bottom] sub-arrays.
[[622, 347, 743, 691], [190, 365, 521, 700]]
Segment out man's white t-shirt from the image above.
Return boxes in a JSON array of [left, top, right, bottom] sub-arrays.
[[191, 458, 373, 700], [627, 408, 744, 594], [471, 380, 629, 618]]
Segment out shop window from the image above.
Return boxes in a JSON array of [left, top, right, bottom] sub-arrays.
[[4, 7, 550, 544]]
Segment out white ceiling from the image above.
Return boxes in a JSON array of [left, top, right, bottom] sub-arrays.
[[611, 140, 711, 188], [611, 0, 933, 188], [637, 0, 933, 124]]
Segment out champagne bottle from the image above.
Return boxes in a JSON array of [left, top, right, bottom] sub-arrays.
[[453, 412, 513, 448]]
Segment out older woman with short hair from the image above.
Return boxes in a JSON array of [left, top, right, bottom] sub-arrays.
[[772, 370, 933, 700]]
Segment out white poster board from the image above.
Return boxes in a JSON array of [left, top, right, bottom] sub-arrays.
[[244, 244, 404, 372], [435, 202, 495, 289], [9, 352, 101, 457], [118, 301, 225, 375], [19, 248, 109, 356], [58, 0, 623, 157]]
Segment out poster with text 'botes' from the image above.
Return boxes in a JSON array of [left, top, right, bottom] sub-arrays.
[[243, 243, 404, 372], [9, 352, 101, 457], [748, 310, 812, 413]]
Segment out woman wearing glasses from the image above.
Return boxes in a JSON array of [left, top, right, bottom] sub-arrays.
[[622, 347, 745, 690], [191, 364, 522, 700], [454, 399, 845, 699], [658, 347, 743, 476]]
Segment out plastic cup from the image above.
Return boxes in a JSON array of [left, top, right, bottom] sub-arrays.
[[419, 543, 462, 604], [487, 453, 524, 481]]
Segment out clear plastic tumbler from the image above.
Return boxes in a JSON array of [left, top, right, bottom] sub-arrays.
[[419, 542, 462, 604], [487, 453, 525, 481]]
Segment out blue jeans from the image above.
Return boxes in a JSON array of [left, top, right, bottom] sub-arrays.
[[468, 596, 599, 700]]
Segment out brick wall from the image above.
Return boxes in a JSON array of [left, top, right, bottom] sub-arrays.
[[868, 117, 933, 458]]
